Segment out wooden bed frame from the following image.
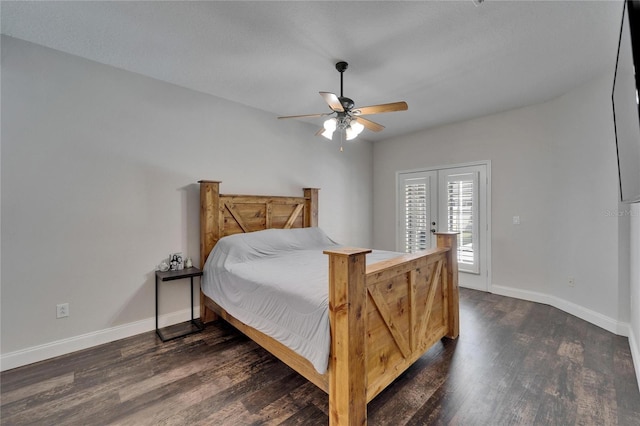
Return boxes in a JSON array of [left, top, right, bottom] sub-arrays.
[[199, 180, 459, 426]]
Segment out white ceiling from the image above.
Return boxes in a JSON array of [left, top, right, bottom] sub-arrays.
[[1, 0, 625, 142]]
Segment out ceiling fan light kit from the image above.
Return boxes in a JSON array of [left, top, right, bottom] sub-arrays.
[[322, 115, 365, 141], [278, 61, 408, 143]]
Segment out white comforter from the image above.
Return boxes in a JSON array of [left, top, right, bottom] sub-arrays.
[[202, 227, 400, 374]]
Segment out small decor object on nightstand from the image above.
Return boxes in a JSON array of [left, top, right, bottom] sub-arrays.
[[158, 261, 169, 272], [169, 252, 183, 270], [185, 257, 193, 268]]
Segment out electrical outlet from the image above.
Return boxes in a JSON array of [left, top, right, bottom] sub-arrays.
[[568, 277, 575, 287], [56, 303, 69, 318]]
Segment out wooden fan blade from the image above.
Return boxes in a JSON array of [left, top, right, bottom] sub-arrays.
[[315, 127, 325, 137], [355, 116, 385, 132], [319, 92, 344, 112], [352, 101, 408, 116], [278, 112, 332, 119]]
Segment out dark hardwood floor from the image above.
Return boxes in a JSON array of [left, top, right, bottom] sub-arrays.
[[2, 289, 639, 425]]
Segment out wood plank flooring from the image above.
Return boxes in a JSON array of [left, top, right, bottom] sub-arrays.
[[2, 289, 639, 425]]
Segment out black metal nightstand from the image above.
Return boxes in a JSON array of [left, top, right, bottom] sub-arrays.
[[155, 267, 204, 342]]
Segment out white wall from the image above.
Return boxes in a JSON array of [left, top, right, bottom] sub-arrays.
[[0, 36, 373, 368], [373, 71, 629, 333]]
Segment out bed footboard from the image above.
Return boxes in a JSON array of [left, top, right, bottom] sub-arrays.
[[324, 233, 458, 426]]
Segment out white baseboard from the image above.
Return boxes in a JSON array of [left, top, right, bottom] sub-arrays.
[[459, 282, 488, 292], [0, 306, 199, 372], [629, 327, 640, 392], [490, 284, 629, 336]]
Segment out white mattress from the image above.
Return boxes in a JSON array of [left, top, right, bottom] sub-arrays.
[[201, 227, 400, 374]]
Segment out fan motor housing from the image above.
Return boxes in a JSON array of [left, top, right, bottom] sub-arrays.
[[339, 97, 354, 111], [335, 61, 349, 73]]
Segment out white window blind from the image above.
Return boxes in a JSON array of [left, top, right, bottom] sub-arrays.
[[404, 179, 429, 253], [445, 172, 479, 273]]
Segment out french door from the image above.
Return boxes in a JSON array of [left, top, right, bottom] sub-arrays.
[[397, 163, 490, 291]]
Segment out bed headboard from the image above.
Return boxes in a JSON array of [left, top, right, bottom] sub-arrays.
[[198, 180, 319, 267]]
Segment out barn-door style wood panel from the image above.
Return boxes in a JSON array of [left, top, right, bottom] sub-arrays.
[[222, 197, 305, 235], [364, 253, 449, 400]]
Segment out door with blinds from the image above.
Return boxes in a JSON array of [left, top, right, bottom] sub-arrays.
[[398, 163, 489, 291], [397, 171, 438, 253]]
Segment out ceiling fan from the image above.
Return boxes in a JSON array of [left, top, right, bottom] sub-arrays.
[[278, 61, 408, 141]]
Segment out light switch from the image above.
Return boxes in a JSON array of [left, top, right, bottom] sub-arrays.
[[513, 216, 520, 225]]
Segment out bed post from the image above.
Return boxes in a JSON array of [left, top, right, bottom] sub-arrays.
[[303, 188, 319, 227], [436, 232, 459, 339], [324, 247, 372, 426], [199, 180, 222, 324]]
